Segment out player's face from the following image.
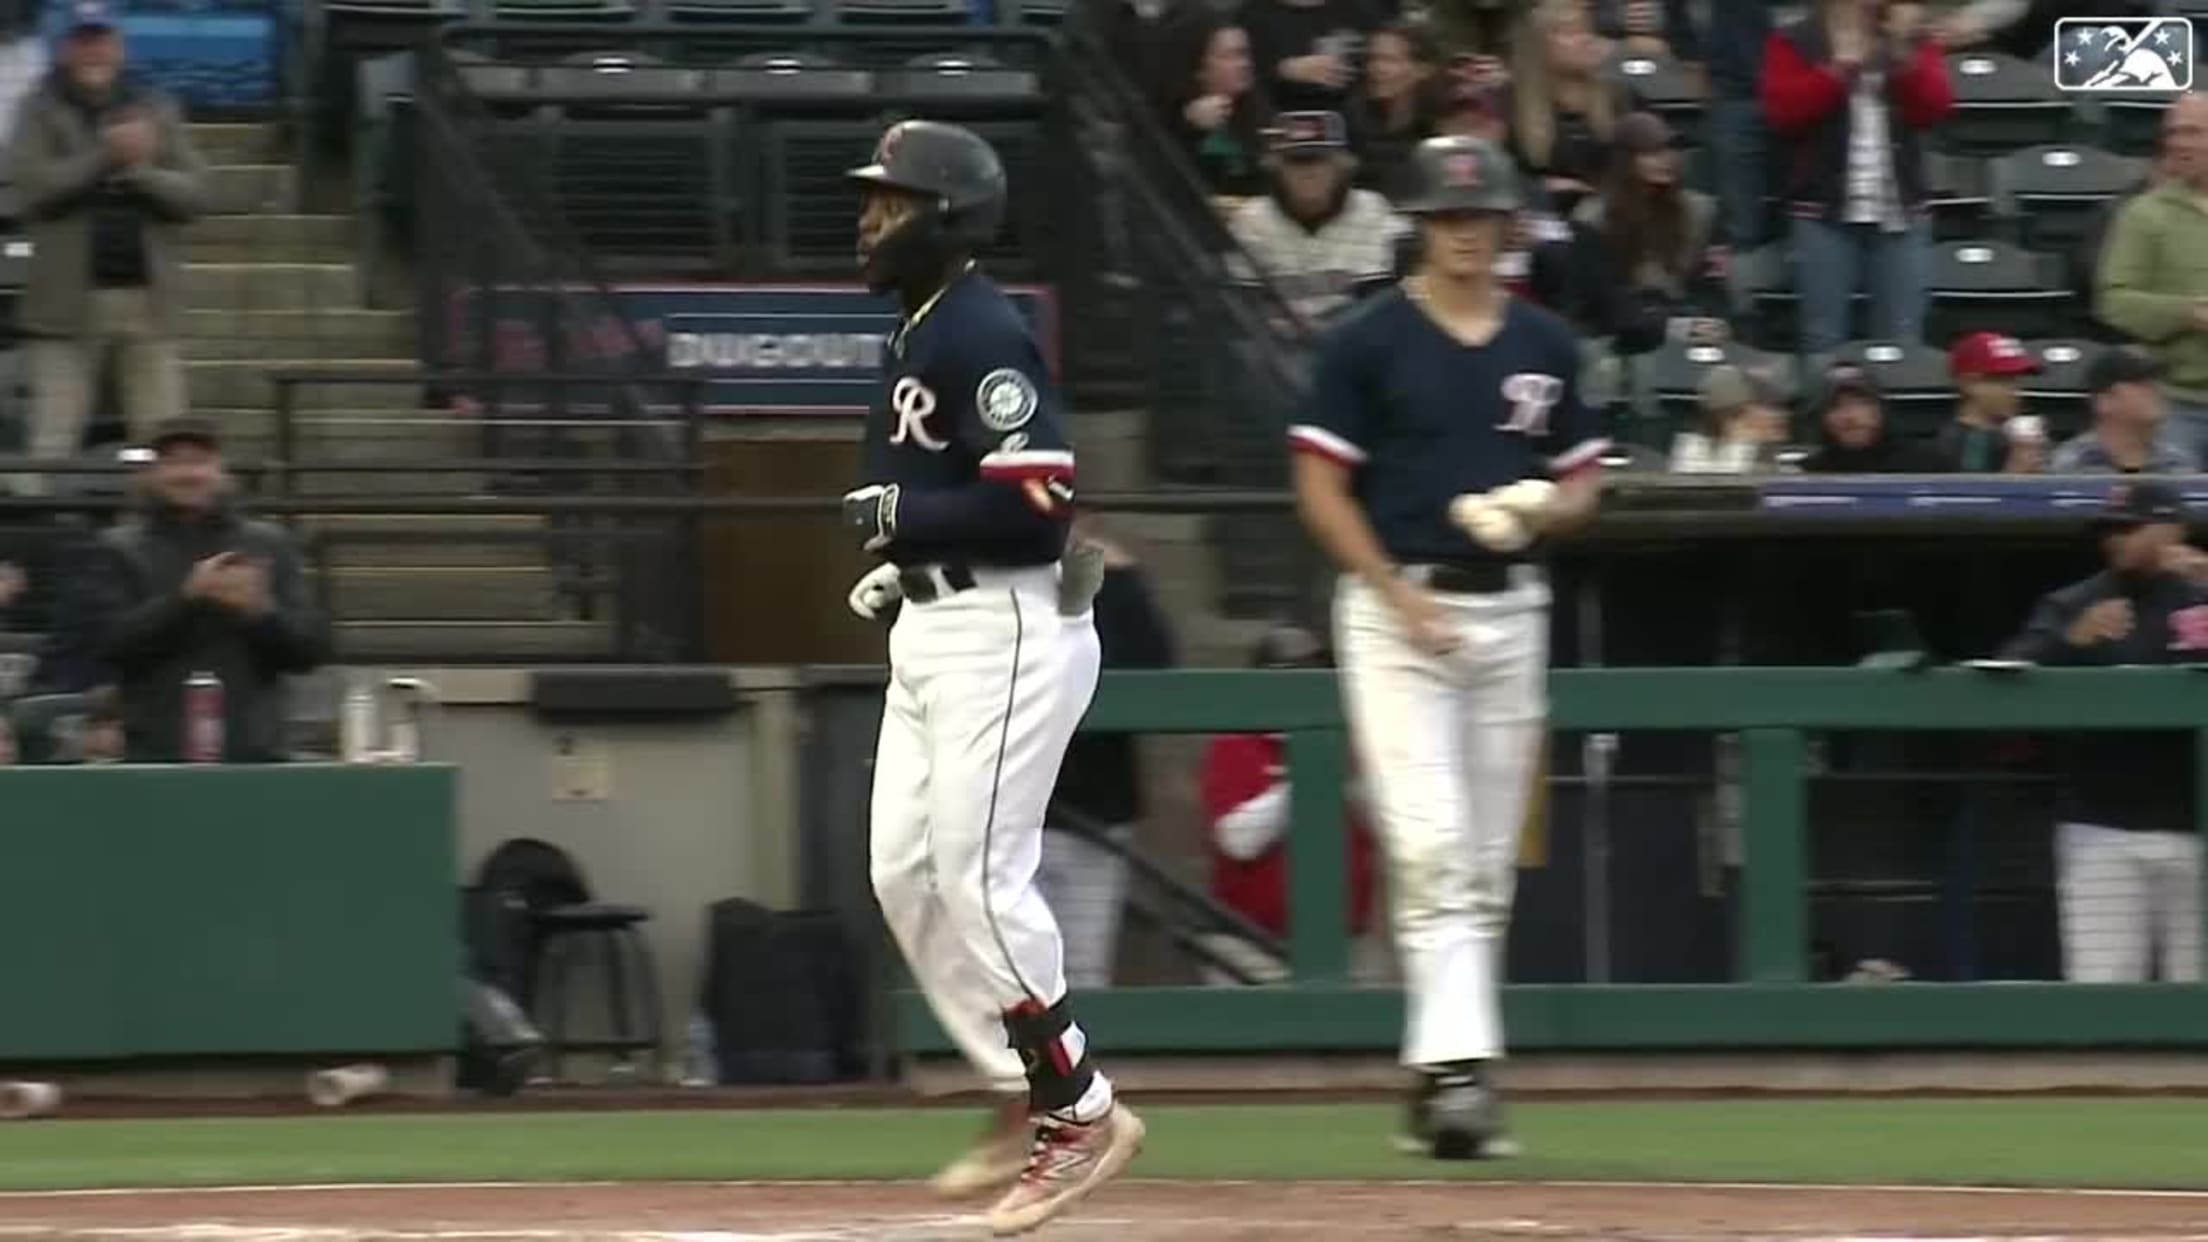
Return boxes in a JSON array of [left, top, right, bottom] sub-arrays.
[[1418, 210, 1507, 280], [856, 185, 926, 270]]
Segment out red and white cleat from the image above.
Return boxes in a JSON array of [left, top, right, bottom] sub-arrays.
[[983, 1103, 1147, 1236]]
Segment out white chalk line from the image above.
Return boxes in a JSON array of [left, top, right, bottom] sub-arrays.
[[5, 1228, 2208, 1242], [5, 1180, 2208, 1201]]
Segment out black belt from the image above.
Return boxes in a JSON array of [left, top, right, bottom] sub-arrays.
[[898, 564, 977, 604], [1413, 562, 1516, 595]]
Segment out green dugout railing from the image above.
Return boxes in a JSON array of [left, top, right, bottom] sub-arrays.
[[895, 667, 2208, 1054]]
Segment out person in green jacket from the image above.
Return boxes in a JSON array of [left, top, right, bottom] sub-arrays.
[[2095, 92, 2208, 462]]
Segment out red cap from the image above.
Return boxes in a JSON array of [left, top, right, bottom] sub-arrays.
[[1949, 331, 2040, 378]]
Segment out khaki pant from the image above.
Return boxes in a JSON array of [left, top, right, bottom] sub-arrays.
[[28, 287, 185, 459]]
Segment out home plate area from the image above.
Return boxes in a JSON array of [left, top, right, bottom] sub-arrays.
[[3, 1182, 2208, 1241]]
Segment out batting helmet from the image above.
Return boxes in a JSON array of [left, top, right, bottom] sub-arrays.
[[1396, 135, 1523, 217], [847, 119, 1008, 247]]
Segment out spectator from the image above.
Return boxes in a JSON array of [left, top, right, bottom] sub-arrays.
[[1164, 16, 1275, 198], [2077, 143, 2161, 312], [0, 560, 22, 627], [2095, 92, 2208, 458], [1567, 111, 1726, 354], [1798, 360, 1943, 472], [1761, 0, 1954, 353], [1593, 0, 1697, 62], [1935, 331, 2046, 473], [1230, 111, 1407, 330], [1037, 523, 1176, 990], [81, 418, 328, 763], [1702, 0, 1775, 249], [1999, 481, 2207, 982], [1508, 0, 1624, 218], [1348, 19, 1442, 199], [1239, 0, 1383, 115], [6, 1, 206, 481], [2049, 347, 2201, 475], [1670, 364, 1787, 473], [1198, 624, 1378, 980]]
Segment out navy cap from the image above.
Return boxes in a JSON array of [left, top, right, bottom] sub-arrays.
[[65, 0, 116, 31], [148, 416, 220, 455], [2086, 345, 2165, 395], [2098, 480, 2187, 528]]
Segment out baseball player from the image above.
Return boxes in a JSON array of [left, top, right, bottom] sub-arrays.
[[1289, 134, 1606, 1160], [838, 118, 1144, 1235]]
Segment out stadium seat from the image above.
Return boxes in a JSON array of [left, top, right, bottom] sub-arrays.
[[0, 231, 32, 293], [2098, 96, 2168, 158], [1922, 152, 1992, 242], [1941, 51, 2076, 157], [2020, 338, 2105, 433], [1731, 244, 1876, 353], [999, 0, 1065, 21], [1924, 238, 2073, 345], [450, 46, 534, 100], [541, 49, 704, 102], [1608, 51, 1703, 133], [1993, 143, 2146, 251], [1823, 339, 1953, 440], [657, 0, 811, 21], [710, 51, 875, 100], [1633, 338, 1796, 439], [831, 0, 969, 22], [876, 51, 1040, 105]]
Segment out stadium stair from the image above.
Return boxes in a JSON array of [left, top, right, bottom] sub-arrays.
[[183, 122, 610, 662]]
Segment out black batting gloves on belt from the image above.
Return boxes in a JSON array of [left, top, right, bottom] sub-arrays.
[[842, 483, 900, 552]]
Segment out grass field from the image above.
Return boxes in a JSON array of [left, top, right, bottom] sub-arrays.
[[3, 1099, 2207, 1192]]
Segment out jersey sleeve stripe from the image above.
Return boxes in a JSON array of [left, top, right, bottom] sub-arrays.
[[1287, 424, 1367, 465], [978, 449, 1076, 481], [1549, 437, 1611, 476]]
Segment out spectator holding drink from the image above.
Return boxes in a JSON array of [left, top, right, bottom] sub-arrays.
[[80, 418, 326, 763], [1936, 331, 2046, 473]]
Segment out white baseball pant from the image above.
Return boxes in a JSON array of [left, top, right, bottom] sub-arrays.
[[2057, 821, 2203, 983], [869, 566, 1103, 1093], [1335, 569, 1548, 1068]]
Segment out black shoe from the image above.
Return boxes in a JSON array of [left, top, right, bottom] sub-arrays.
[[1425, 1064, 1512, 1161], [1392, 1074, 1437, 1155]]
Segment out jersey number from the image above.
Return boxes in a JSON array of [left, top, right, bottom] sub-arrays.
[[890, 377, 949, 453], [1496, 372, 1563, 438]]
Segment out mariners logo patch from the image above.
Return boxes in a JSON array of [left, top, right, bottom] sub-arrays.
[[976, 368, 1038, 431]]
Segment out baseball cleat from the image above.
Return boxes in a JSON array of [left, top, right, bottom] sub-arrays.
[[1423, 1067, 1512, 1161], [983, 1102, 1146, 1235], [930, 1096, 1031, 1198]]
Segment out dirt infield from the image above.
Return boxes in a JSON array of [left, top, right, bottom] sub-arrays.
[[3, 1180, 2208, 1241]]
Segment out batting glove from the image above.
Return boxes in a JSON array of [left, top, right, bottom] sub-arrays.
[[847, 561, 904, 621], [842, 484, 899, 552]]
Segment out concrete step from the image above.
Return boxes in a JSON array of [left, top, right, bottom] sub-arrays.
[[183, 262, 354, 312], [181, 214, 353, 265], [188, 359, 422, 411], [181, 310, 415, 362], [301, 513, 554, 570], [205, 164, 297, 215], [336, 619, 613, 661], [315, 566, 565, 622], [189, 122, 284, 166]]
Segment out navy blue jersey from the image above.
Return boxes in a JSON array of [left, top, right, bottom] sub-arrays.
[[1288, 290, 1608, 565], [861, 270, 1074, 568]]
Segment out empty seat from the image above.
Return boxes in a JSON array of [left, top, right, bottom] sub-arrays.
[[2020, 337, 2106, 432], [478, 0, 637, 19], [876, 52, 1040, 104], [1925, 238, 2074, 344], [1732, 244, 1870, 353], [709, 51, 874, 101], [1609, 51, 1703, 132], [1994, 142, 2146, 250], [1824, 339, 1953, 438], [833, 0, 967, 20], [1634, 338, 1796, 433], [660, 0, 810, 19], [540, 49, 704, 103], [1942, 51, 2077, 156], [448, 45, 533, 99], [1922, 151, 1992, 241]]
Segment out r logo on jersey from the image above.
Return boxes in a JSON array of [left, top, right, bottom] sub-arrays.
[[889, 376, 949, 452], [1497, 372, 1563, 436], [976, 368, 1039, 432]]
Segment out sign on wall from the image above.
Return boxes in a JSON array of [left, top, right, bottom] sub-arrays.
[[445, 283, 1060, 417]]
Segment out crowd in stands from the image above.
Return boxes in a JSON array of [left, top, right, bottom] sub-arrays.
[[1124, 0, 2208, 476]]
